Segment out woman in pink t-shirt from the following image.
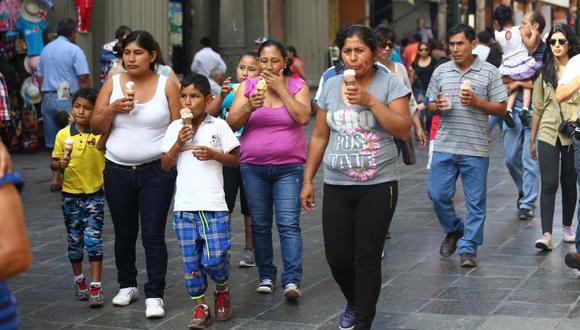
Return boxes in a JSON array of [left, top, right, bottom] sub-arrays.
[[227, 39, 311, 299]]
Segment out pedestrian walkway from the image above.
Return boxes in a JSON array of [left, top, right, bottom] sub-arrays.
[[10, 125, 580, 330]]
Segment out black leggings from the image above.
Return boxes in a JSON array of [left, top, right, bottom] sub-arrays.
[[537, 140, 576, 234], [322, 182, 398, 330]]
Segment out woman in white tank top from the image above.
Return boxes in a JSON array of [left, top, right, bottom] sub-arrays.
[[90, 31, 180, 318]]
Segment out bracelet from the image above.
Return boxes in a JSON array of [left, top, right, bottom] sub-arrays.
[[303, 180, 313, 184]]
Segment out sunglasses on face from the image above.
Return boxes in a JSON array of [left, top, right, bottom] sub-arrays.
[[383, 42, 394, 49], [549, 38, 568, 46]]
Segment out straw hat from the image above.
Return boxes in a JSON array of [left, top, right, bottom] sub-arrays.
[[20, 1, 43, 23], [20, 77, 41, 104], [24, 56, 40, 75]]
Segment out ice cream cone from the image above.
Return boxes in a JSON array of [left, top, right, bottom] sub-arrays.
[[256, 78, 267, 93], [63, 138, 74, 159], [343, 69, 356, 86], [180, 108, 194, 126], [461, 80, 472, 92], [125, 81, 135, 99]]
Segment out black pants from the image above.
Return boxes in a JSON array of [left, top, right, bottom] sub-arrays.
[[322, 182, 398, 330], [537, 140, 576, 234], [104, 160, 176, 298]]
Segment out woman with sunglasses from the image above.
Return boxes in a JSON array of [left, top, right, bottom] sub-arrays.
[[410, 41, 437, 134], [375, 26, 426, 147], [530, 24, 579, 251]]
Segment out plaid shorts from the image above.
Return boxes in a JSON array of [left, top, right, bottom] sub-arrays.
[[172, 210, 231, 298], [62, 192, 105, 263]]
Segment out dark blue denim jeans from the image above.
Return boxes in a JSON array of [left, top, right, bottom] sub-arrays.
[[240, 163, 303, 287], [104, 159, 176, 298]]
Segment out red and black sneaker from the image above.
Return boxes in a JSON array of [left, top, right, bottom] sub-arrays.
[[74, 278, 89, 300], [214, 289, 232, 321], [89, 285, 104, 308], [189, 304, 212, 329]]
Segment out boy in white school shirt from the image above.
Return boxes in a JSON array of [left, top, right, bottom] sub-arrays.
[[160, 73, 240, 329]]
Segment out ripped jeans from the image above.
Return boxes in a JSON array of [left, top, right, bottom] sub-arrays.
[[172, 211, 230, 298]]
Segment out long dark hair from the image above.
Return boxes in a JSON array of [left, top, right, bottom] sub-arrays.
[[542, 24, 580, 88], [258, 39, 292, 76]]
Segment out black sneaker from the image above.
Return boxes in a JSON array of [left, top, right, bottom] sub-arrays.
[[565, 253, 580, 270], [460, 253, 477, 267], [503, 111, 515, 128], [519, 109, 530, 127], [439, 230, 464, 257], [518, 208, 534, 220]]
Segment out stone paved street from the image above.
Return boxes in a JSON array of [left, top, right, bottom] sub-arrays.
[[9, 122, 580, 330]]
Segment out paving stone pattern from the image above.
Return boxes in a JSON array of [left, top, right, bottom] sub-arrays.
[[10, 124, 580, 329]]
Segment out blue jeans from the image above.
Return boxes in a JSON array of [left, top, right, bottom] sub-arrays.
[[104, 160, 176, 298], [502, 100, 539, 211], [428, 152, 489, 255], [240, 163, 303, 287], [41, 93, 71, 147], [488, 115, 503, 135]]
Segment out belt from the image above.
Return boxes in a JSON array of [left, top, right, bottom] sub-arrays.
[[105, 159, 161, 170], [42, 90, 57, 94]]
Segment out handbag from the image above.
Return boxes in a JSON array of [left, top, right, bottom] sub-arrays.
[[400, 136, 416, 165]]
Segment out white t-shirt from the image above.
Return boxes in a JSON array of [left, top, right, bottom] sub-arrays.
[[560, 54, 580, 85], [495, 26, 528, 64], [560, 54, 580, 116], [161, 115, 239, 212], [190, 47, 227, 77], [472, 44, 491, 62]]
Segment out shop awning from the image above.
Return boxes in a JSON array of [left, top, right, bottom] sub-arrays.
[[540, 0, 569, 8]]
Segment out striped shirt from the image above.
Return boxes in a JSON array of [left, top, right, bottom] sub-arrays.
[[426, 56, 507, 157]]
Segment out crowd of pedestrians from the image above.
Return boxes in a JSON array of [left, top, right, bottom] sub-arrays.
[[8, 6, 580, 330]]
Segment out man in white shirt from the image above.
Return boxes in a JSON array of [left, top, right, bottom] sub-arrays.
[[472, 31, 491, 62], [190, 37, 227, 77]]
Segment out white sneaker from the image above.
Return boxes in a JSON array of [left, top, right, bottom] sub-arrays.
[[112, 287, 139, 306], [145, 298, 165, 319], [535, 233, 553, 251], [564, 226, 576, 243], [283, 283, 301, 300]]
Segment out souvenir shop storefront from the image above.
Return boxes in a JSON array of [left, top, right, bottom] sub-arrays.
[[0, 0, 56, 151]]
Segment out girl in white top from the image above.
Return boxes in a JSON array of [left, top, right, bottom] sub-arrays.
[[494, 5, 539, 127], [90, 31, 180, 319]]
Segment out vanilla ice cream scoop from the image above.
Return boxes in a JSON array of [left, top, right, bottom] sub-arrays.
[[343, 69, 356, 86], [461, 80, 472, 92], [125, 81, 135, 98], [256, 78, 267, 92], [63, 138, 74, 159]]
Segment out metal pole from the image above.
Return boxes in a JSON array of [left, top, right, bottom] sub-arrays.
[[452, 0, 460, 26]]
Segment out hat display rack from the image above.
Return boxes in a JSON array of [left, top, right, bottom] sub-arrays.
[[0, 0, 54, 152]]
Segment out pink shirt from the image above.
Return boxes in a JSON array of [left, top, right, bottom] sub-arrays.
[[240, 76, 306, 165]]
